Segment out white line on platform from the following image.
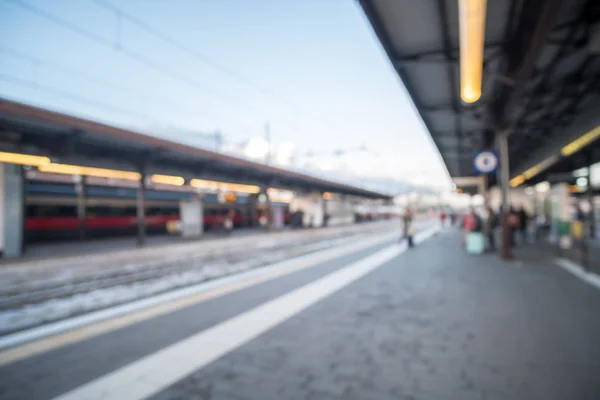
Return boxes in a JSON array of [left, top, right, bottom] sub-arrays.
[[555, 258, 600, 290], [0, 230, 403, 365], [52, 247, 401, 400], [52, 226, 438, 400]]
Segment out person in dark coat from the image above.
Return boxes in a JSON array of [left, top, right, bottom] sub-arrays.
[[518, 207, 529, 244], [484, 205, 496, 251], [401, 208, 414, 247]]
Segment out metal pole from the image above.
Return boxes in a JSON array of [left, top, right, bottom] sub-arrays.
[[3, 164, 25, 258], [587, 150, 596, 240], [137, 172, 146, 247], [322, 191, 329, 227], [579, 150, 592, 270], [266, 188, 273, 231], [497, 130, 513, 260], [20, 165, 26, 255], [76, 175, 86, 240]]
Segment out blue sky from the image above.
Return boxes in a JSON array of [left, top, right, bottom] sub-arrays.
[[0, 0, 450, 190]]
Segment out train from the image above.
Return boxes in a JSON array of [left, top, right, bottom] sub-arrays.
[[23, 172, 400, 243], [24, 177, 287, 243]]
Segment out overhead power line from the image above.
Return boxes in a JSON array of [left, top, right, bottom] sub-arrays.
[[89, 0, 341, 132], [3, 0, 350, 150], [0, 71, 247, 152], [0, 46, 237, 127], [0, 46, 260, 147], [6, 0, 260, 117], [0, 46, 142, 98], [0, 72, 148, 120]]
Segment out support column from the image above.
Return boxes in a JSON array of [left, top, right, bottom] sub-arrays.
[[180, 192, 203, 238], [587, 150, 595, 240], [137, 172, 146, 247], [261, 187, 273, 231], [497, 130, 513, 260], [482, 175, 489, 205], [322, 192, 328, 227], [75, 175, 87, 240], [0, 163, 24, 258], [249, 193, 259, 227]]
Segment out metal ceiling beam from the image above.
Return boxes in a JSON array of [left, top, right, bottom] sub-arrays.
[[503, 0, 521, 43], [490, 0, 564, 129], [393, 58, 454, 67], [512, 104, 600, 177], [436, 0, 465, 176], [395, 42, 503, 63], [512, 2, 593, 129], [511, 53, 596, 159], [420, 104, 454, 112]]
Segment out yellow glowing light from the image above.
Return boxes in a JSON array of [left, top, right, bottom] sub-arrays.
[[509, 155, 558, 188], [322, 192, 333, 200], [190, 179, 260, 194], [151, 174, 185, 186], [560, 125, 600, 157], [223, 192, 237, 203], [0, 152, 50, 166], [458, 0, 487, 103], [509, 175, 525, 187], [522, 156, 559, 179], [39, 163, 141, 181]]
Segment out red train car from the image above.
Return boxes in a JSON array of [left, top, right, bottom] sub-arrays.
[[24, 180, 269, 243]]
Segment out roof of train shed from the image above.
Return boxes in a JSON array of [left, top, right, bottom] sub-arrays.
[[359, 0, 600, 185], [0, 98, 390, 199]]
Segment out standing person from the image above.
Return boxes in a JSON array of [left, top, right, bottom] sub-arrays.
[[463, 209, 479, 240], [518, 207, 529, 244], [462, 210, 470, 246], [463, 208, 483, 252], [507, 206, 519, 247], [484, 205, 497, 251], [534, 212, 545, 241], [223, 209, 235, 235], [440, 209, 447, 228], [401, 207, 414, 247], [576, 203, 585, 222], [258, 210, 268, 228]]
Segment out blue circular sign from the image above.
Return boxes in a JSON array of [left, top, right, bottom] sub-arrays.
[[474, 151, 498, 174]]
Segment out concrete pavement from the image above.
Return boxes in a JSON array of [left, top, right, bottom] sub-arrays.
[[149, 232, 600, 400], [1, 228, 599, 399]]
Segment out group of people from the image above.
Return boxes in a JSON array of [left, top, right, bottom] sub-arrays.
[[399, 205, 534, 252], [440, 210, 460, 226], [462, 205, 531, 252]]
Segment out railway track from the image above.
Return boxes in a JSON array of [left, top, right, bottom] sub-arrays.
[[0, 234, 356, 311]]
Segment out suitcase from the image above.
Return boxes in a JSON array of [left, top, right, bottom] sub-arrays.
[[466, 232, 485, 254]]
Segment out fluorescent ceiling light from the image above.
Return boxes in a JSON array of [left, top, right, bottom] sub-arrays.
[[458, 0, 487, 103]]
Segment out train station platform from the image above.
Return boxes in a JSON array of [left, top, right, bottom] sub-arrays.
[[531, 236, 600, 277], [1, 226, 599, 399]]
